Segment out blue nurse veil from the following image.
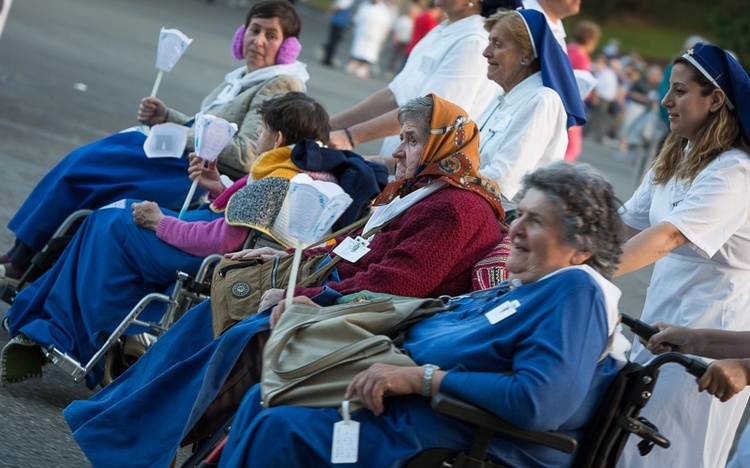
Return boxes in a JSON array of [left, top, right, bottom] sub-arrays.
[[518, 9, 587, 128]]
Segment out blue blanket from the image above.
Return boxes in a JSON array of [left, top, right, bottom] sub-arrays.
[[64, 301, 271, 466], [8, 131, 202, 251]]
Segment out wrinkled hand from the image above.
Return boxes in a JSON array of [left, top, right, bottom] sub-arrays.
[[132, 201, 164, 231], [268, 294, 319, 328], [344, 364, 423, 415], [328, 130, 353, 150], [225, 246, 289, 262], [188, 153, 224, 198], [137, 97, 168, 125], [697, 359, 750, 402], [644, 322, 695, 355]]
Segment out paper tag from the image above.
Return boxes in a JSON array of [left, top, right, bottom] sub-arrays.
[[332, 236, 371, 263], [331, 401, 359, 464], [484, 299, 520, 325], [99, 199, 128, 210]]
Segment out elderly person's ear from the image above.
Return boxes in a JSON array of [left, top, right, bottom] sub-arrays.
[[571, 250, 592, 266]]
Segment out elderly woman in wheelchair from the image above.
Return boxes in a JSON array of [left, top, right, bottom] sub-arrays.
[[0, 92, 386, 388], [210, 160, 628, 467], [64, 94, 508, 466]]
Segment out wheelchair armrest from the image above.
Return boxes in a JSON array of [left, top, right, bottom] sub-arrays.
[[431, 393, 578, 454]]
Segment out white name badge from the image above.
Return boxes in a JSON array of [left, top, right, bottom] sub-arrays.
[[332, 236, 371, 263], [331, 401, 360, 464], [485, 299, 520, 325]]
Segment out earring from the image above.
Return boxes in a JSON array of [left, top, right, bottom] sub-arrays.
[[520, 60, 526, 66], [468, 1, 474, 6]]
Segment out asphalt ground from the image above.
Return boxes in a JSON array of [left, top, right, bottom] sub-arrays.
[[0, 0, 739, 465]]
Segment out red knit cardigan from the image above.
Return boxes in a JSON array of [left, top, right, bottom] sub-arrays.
[[295, 187, 503, 300]]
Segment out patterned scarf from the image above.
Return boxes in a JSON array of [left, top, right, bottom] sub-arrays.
[[373, 94, 505, 222]]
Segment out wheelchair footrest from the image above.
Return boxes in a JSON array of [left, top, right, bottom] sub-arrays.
[[44, 346, 87, 382]]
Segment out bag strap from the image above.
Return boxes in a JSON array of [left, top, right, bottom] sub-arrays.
[[296, 211, 406, 288]]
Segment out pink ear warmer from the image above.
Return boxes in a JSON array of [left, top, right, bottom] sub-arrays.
[[232, 25, 246, 60], [231, 25, 301, 64]]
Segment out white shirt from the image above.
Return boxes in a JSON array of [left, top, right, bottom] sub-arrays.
[[522, 0, 566, 50], [382, 15, 501, 156], [618, 149, 750, 468], [476, 73, 568, 201], [594, 66, 618, 101]]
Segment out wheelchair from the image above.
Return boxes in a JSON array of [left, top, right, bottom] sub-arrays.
[[1, 208, 285, 385], [43, 253, 223, 385], [47, 226, 287, 386], [179, 325, 708, 468], [1, 209, 92, 306]]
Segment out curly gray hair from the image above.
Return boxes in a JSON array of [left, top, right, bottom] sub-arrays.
[[516, 161, 625, 279]]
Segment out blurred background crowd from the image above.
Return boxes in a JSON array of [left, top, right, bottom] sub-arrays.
[[310, 0, 748, 176]]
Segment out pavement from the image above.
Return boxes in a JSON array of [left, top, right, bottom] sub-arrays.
[[0, 0, 732, 465]]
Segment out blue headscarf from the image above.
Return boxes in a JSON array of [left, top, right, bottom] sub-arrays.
[[682, 42, 750, 142], [517, 9, 586, 128]]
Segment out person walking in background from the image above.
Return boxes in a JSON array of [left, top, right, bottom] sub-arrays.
[[403, 0, 443, 56], [384, 0, 420, 78], [321, 0, 355, 68], [564, 19, 600, 161], [617, 64, 663, 158], [615, 42, 750, 468], [346, 0, 392, 79], [587, 53, 621, 145]]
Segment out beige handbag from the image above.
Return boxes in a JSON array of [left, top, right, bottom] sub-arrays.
[[260, 296, 447, 411]]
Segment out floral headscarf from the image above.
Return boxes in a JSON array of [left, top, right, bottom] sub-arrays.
[[373, 94, 505, 222]]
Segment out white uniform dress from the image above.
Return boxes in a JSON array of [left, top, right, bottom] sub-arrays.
[[728, 424, 750, 467], [476, 72, 567, 203], [618, 149, 750, 468], [349, 1, 392, 64], [382, 15, 501, 156]]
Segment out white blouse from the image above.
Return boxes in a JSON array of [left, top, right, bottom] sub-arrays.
[[477, 72, 568, 201]]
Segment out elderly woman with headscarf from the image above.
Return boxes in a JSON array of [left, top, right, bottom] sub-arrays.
[[63, 95, 505, 467], [0, 0, 308, 286], [218, 160, 627, 467], [615, 43, 750, 468], [476, 8, 586, 211]]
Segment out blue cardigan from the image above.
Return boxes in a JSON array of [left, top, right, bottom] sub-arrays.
[[219, 268, 619, 467]]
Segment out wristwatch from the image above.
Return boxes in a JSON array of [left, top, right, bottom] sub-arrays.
[[422, 364, 439, 397]]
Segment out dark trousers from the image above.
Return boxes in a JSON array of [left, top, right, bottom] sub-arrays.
[[323, 23, 346, 66]]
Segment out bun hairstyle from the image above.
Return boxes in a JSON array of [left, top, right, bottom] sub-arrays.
[[231, 0, 302, 64], [231, 25, 301, 64]]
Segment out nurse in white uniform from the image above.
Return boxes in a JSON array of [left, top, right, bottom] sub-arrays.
[[476, 9, 585, 209], [325, 0, 526, 156], [616, 43, 750, 468]]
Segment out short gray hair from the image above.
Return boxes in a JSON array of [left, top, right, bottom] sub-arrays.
[[397, 96, 434, 136], [517, 161, 625, 279]]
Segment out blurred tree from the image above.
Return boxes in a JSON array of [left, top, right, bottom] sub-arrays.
[[708, 0, 750, 67]]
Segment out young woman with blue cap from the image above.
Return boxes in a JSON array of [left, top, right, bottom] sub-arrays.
[[615, 42, 750, 468]]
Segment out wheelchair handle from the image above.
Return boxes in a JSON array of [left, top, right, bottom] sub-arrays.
[[620, 314, 676, 351], [649, 352, 708, 378]]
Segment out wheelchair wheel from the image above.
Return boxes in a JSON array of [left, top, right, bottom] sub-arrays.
[[100, 333, 153, 386]]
